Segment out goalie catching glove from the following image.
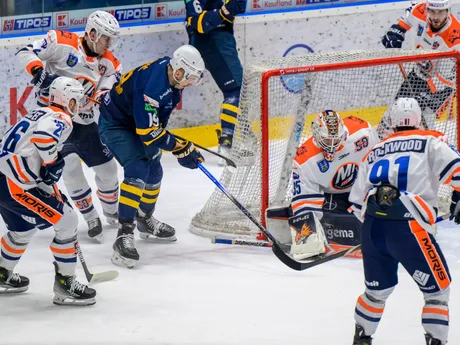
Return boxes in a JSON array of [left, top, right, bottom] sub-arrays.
[[172, 140, 204, 169]]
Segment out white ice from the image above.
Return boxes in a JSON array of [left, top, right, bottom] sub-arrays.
[[1, 151, 460, 345]]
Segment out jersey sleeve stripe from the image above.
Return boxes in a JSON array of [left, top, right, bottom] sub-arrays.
[[292, 194, 324, 202], [197, 11, 208, 34], [30, 137, 56, 145], [136, 127, 159, 136], [25, 60, 44, 75], [413, 195, 436, 225], [144, 130, 167, 146], [6, 159, 23, 184], [439, 158, 460, 183], [33, 130, 59, 142], [21, 157, 38, 180], [397, 19, 411, 31]]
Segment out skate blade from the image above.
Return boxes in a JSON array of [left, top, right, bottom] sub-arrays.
[[105, 217, 118, 226], [89, 232, 104, 244], [138, 232, 177, 243], [53, 293, 96, 306], [0, 285, 29, 294], [111, 251, 137, 269]]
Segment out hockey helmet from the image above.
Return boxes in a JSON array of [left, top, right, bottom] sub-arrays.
[[426, 0, 451, 12], [50, 77, 85, 118], [311, 110, 346, 162], [170, 45, 205, 85], [389, 98, 422, 129], [85, 11, 120, 49]]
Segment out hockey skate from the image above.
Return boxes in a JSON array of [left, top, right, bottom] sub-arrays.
[[0, 266, 29, 293], [136, 210, 176, 242], [53, 262, 96, 306], [87, 217, 103, 243], [352, 324, 373, 345], [112, 222, 139, 269], [216, 129, 232, 166], [425, 334, 443, 345], [103, 210, 118, 226]]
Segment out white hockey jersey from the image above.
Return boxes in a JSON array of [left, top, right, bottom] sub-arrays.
[[17, 30, 121, 125], [349, 129, 460, 233], [398, 2, 460, 90], [291, 116, 380, 219], [0, 106, 73, 190]]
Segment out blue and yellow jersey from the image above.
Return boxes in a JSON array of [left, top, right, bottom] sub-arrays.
[[185, 0, 234, 36], [102, 57, 182, 152]]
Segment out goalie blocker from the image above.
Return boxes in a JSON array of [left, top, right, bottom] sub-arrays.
[[267, 193, 362, 259]]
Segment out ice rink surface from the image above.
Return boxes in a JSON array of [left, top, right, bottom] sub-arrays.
[[1, 151, 460, 345]]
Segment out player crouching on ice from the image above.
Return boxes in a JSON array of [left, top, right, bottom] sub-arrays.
[[266, 110, 379, 259], [98, 45, 205, 268], [0, 77, 97, 306], [349, 98, 457, 345]]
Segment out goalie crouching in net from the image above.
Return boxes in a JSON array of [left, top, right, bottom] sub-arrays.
[[267, 110, 379, 260]]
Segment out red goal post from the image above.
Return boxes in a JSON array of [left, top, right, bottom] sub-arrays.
[[191, 49, 460, 240]]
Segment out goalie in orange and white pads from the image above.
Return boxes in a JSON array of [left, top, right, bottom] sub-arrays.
[[275, 110, 379, 260]]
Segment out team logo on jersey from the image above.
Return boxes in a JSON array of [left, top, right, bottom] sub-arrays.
[[449, 29, 460, 45], [99, 65, 107, 76], [66, 53, 78, 67], [143, 94, 160, 107], [332, 163, 359, 190], [417, 24, 424, 37], [317, 159, 329, 173], [432, 41, 440, 50]]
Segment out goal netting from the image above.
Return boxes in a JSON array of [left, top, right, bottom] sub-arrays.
[[190, 49, 460, 239]]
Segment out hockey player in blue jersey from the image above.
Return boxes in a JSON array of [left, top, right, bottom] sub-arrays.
[[98, 45, 205, 268], [185, 0, 246, 160], [349, 98, 459, 345]]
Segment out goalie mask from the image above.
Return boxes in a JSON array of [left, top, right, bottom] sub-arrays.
[[389, 98, 422, 130], [49, 77, 85, 118], [311, 110, 346, 162]]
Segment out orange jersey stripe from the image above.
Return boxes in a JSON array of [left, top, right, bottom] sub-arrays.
[[444, 167, 460, 184], [12, 155, 31, 183], [343, 116, 370, 135], [413, 195, 435, 225], [1, 237, 26, 255], [55, 30, 79, 48], [26, 60, 44, 75], [294, 138, 323, 165], [292, 200, 324, 209], [357, 296, 384, 314]]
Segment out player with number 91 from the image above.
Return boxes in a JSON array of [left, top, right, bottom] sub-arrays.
[[349, 97, 459, 345]]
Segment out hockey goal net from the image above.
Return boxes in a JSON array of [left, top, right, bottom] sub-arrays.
[[190, 49, 460, 239]]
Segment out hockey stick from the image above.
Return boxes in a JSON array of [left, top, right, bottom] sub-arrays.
[[173, 134, 237, 169], [197, 161, 326, 271], [75, 241, 119, 284], [212, 237, 273, 247]]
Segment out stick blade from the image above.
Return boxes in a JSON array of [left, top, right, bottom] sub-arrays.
[[89, 270, 119, 284]]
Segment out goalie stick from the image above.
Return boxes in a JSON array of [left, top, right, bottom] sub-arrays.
[[75, 241, 119, 284]]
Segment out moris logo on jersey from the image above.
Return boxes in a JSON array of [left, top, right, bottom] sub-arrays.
[[3, 16, 51, 31], [114, 7, 151, 21], [332, 163, 359, 190]]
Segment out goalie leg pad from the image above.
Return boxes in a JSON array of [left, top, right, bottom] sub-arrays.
[[266, 205, 292, 245], [289, 212, 326, 260]]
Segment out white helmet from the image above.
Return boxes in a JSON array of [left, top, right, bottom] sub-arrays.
[[311, 110, 346, 162], [427, 0, 451, 12], [170, 45, 205, 85], [49, 77, 85, 118], [389, 98, 422, 129], [85, 11, 120, 50]]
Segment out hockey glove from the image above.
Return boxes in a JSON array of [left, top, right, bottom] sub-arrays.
[[39, 153, 65, 185], [382, 24, 406, 48], [220, 6, 235, 23], [172, 141, 205, 169], [31, 68, 59, 90], [450, 191, 460, 224]]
